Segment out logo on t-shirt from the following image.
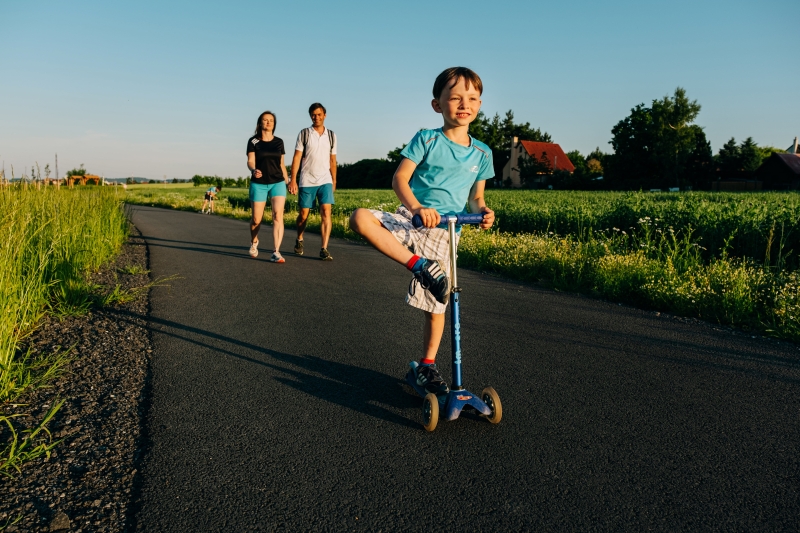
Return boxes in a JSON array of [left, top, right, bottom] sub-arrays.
[[251, 139, 259, 145], [470, 166, 479, 173]]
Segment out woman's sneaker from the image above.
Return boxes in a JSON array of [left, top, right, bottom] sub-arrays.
[[320, 248, 333, 261], [415, 364, 450, 395], [411, 259, 450, 304], [249, 239, 259, 258], [270, 251, 285, 263]]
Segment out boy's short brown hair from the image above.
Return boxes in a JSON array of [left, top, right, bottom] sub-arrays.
[[432, 67, 483, 99]]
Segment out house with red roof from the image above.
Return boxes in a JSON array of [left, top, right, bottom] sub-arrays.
[[502, 137, 575, 187]]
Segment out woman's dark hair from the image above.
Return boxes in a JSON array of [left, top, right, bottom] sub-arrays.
[[254, 111, 277, 137], [308, 102, 326, 116]]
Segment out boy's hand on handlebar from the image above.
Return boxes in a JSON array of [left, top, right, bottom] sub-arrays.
[[413, 207, 441, 228], [479, 206, 495, 230]]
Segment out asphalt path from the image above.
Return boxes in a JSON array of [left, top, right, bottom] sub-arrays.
[[129, 205, 800, 532]]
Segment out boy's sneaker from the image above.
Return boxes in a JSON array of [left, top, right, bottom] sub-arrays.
[[249, 239, 259, 258], [294, 239, 304, 255], [411, 259, 450, 304], [415, 364, 450, 395], [320, 248, 333, 261], [270, 251, 285, 263]]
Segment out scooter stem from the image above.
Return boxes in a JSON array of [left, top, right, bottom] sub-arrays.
[[448, 218, 464, 390]]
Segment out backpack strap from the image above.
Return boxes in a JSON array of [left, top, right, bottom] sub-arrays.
[[299, 128, 309, 172], [328, 130, 334, 154]]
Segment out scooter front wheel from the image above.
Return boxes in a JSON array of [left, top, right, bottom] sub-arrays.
[[422, 393, 439, 432], [481, 387, 502, 424]]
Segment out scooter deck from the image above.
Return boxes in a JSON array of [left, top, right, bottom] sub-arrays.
[[406, 369, 492, 421]]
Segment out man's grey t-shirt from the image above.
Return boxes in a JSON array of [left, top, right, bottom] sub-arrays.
[[295, 127, 337, 187]]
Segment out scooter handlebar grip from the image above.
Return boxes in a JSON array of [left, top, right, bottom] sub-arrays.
[[455, 213, 485, 225], [411, 213, 485, 228]]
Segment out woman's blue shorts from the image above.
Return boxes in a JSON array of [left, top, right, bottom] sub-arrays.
[[249, 181, 287, 203]]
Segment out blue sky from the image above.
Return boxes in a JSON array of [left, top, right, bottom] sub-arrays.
[[1, 0, 798, 180]]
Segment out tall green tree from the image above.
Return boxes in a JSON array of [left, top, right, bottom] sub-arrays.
[[739, 137, 762, 172], [607, 88, 705, 189], [716, 138, 741, 173], [685, 133, 714, 188], [715, 137, 779, 174], [566, 150, 587, 175]]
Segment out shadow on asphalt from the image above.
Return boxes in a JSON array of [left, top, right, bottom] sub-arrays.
[[140, 235, 247, 251], [140, 235, 330, 263], [108, 309, 420, 429]]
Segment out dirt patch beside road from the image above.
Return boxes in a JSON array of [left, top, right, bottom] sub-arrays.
[[0, 228, 152, 533]]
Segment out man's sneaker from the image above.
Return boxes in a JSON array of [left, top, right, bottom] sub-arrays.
[[270, 251, 285, 263], [411, 259, 450, 304], [320, 248, 333, 261], [249, 239, 259, 258], [294, 239, 304, 255], [415, 364, 450, 395]]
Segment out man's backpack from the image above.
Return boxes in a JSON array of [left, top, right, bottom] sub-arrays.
[[300, 128, 335, 170]]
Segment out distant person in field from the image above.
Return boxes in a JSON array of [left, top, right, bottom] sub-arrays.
[[288, 103, 337, 261], [349, 67, 495, 396], [247, 111, 289, 263], [200, 185, 220, 214]]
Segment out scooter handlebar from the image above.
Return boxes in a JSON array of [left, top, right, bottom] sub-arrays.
[[411, 213, 484, 228]]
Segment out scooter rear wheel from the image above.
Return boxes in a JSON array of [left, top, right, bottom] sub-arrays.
[[481, 387, 502, 424], [422, 393, 439, 432]]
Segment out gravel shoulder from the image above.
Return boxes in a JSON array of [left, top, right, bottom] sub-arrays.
[[0, 228, 152, 533]]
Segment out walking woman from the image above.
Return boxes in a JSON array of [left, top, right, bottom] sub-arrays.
[[247, 111, 289, 262]]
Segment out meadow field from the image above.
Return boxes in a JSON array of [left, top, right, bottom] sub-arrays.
[[125, 184, 800, 341], [1, 185, 128, 476]]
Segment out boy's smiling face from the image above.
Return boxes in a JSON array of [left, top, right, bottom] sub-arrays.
[[431, 76, 482, 129]]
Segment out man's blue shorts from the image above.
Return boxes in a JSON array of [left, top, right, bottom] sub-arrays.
[[249, 182, 287, 203], [298, 183, 335, 209]]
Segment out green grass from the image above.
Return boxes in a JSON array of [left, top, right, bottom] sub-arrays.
[[125, 184, 800, 341], [0, 184, 129, 477], [483, 190, 800, 269]]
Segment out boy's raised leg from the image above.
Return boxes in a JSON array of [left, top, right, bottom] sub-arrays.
[[350, 208, 450, 304], [349, 208, 414, 264]]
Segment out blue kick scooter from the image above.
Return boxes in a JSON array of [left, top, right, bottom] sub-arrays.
[[406, 213, 502, 432]]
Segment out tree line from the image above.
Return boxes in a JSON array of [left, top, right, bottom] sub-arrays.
[[337, 88, 784, 190], [191, 175, 250, 188]]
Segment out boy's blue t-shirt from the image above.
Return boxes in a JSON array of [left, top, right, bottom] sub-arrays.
[[400, 128, 494, 216]]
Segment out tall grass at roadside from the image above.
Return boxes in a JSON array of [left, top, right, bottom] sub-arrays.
[[124, 185, 800, 340], [1, 185, 128, 477]]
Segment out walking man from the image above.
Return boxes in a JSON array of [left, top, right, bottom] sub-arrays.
[[288, 103, 337, 261]]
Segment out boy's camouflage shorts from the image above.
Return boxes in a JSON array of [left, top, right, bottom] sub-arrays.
[[368, 206, 458, 314]]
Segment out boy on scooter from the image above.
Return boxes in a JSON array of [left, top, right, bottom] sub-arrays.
[[349, 67, 495, 396]]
